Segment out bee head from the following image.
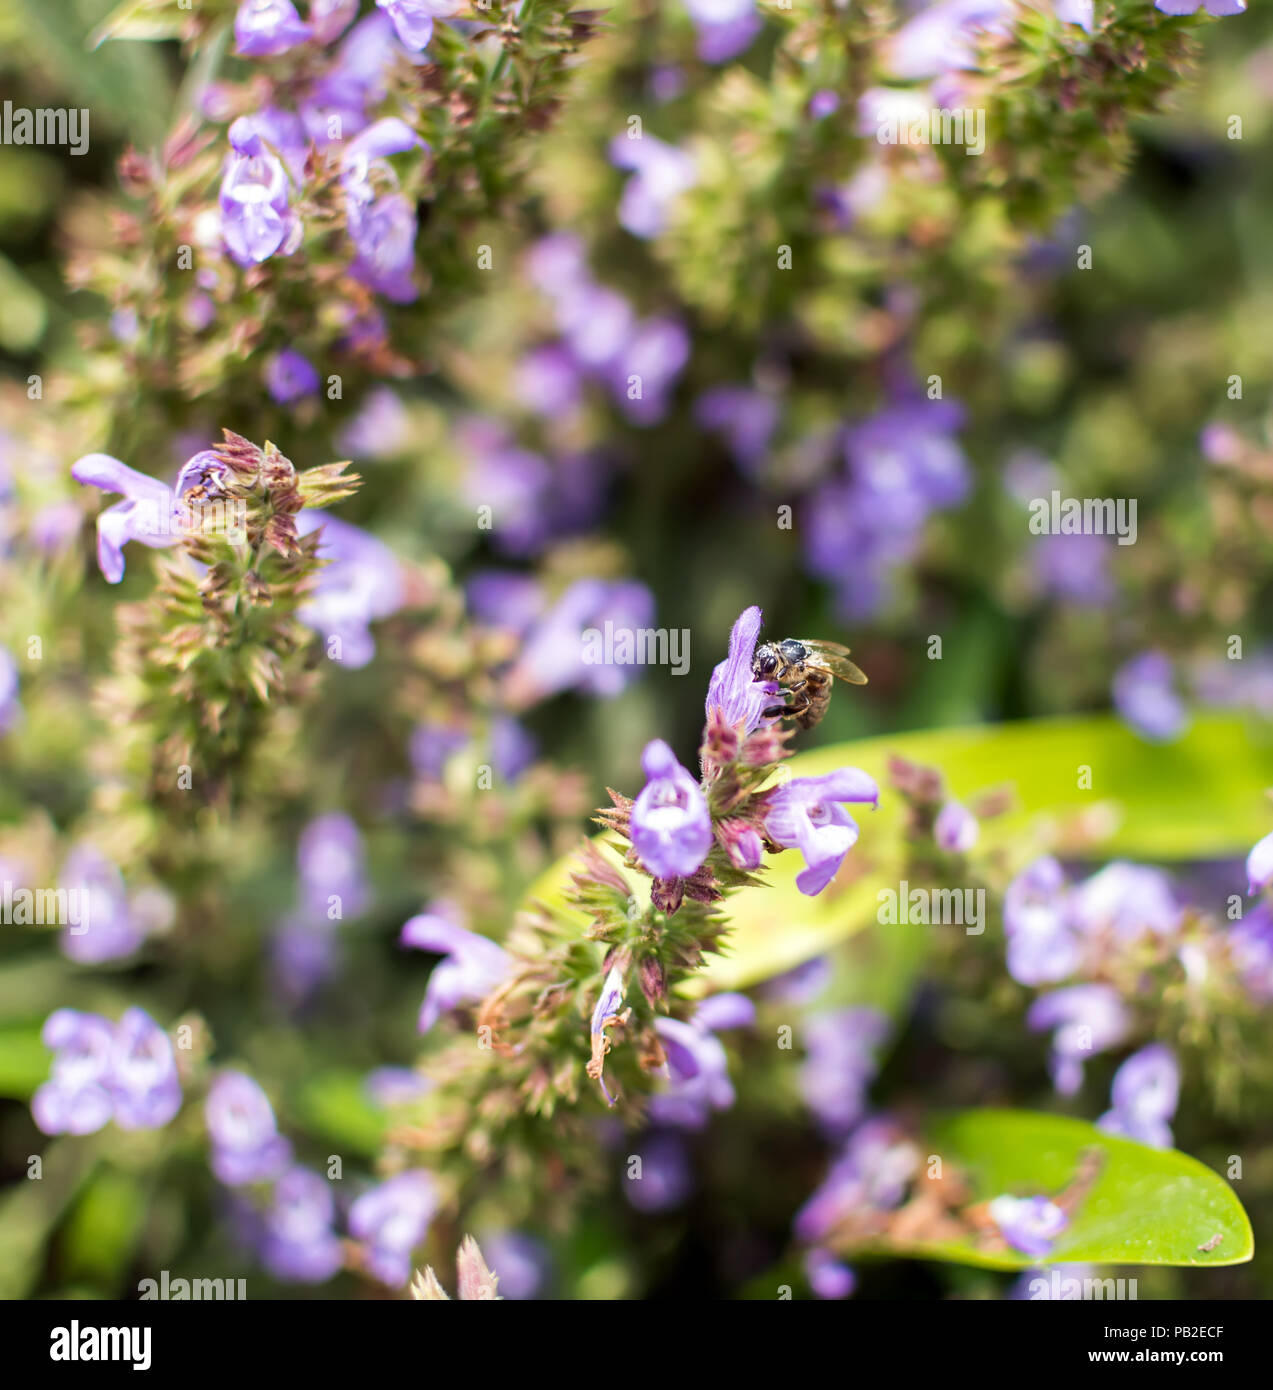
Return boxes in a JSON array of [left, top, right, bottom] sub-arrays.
[[752, 643, 780, 679]]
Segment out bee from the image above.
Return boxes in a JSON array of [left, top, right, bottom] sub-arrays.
[[751, 637, 868, 730]]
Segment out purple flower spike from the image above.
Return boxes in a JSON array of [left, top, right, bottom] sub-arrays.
[[764, 768, 880, 896], [631, 739, 713, 881], [934, 800, 978, 853], [989, 1194, 1069, 1258], [259, 1167, 343, 1283], [1027, 984, 1131, 1096], [705, 605, 778, 735], [31, 1010, 116, 1136], [109, 1008, 182, 1130], [1098, 1044, 1179, 1149], [234, 0, 313, 57], [349, 1170, 438, 1286], [265, 349, 320, 404], [401, 908, 511, 1033], [206, 1071, 293, 1186], [1246, 829, 1273, 896]]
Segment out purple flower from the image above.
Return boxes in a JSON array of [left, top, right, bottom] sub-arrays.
[[514, 345, 584, 418], [681, 0, 763, 64], [763, 769, 880, 896], [884, 0, 1014, 81], [297, 813, 367, 922], [459, 429, 554, 557], [1098, 1044, 1179, 1149], [631, 739, 713, 880], [589, 964, 627, 1106], [295, 512, 404, 668], [220, 118, 300, 267], [1113, 651, 1189, 743], [504, 578, 656, 705], [800, 1008, 888, 1137], [624, 1130, 693, 1213], [607, 316, 690, 425], [1155, 0, 1245, 14], [490, 714, 537, 783], [401, 908, 511, 1033], [32, 1011, 117, 1136], [808, 90, 841, 121], [1230, 900, 1273, 1001], [648, 995, 755, 1130], [609, 134, 697, 239], [59, 843, 146, 963], [337, 386, 410, 459], [988, 1194, 1068, 1258], [311, 0, 358, 44], [375, 0, 453, 50], [259, 1167, 343, 1283], [934, 800, 978, 853], [1069, 862, 1179, 939], [476, 1231, 548, 1299], [409, 721, 470, 780], [265, 349, 320, 404], [805, 1249, 856, 1299], [109, 1008, 182, 1130], [795, 1117, 921, 1243], [234, 0, 312, 57], [1246, 829, 1273, 896], [1003, 856, 1081, 986], [302, 13, 400, 145], [70, 453, 185, 583], [349, 1170, 438, 1286], [1027, 984, 1131, 1096], [695, 386, 779, 477], [0, 645, 20, 733], [364, 1067, 434, 1107], [206, 1071, 294, 1186], [704, 605, 778, 736], [1032, 533, 1114, 607]]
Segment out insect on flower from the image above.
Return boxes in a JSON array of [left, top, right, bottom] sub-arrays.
[[751, 637, 868, 730]]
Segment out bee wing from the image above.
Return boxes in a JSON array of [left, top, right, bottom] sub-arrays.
[[796, 639, 869, 685]]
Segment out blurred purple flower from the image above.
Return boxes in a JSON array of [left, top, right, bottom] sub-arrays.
[[295, 511, 405, 668], [763, 768, 880, 896], [1027, 984, 1131, 1096], [259, 1167, 343, 1282], [364, 1067, 434, 1107], [696, 386, 779, 476], [476, 1231, 549, 1299], [59, 843, 147, 963], [934, 800, 978, 853], [631, 739, 713, 880], [609, 134, 697, 239], [490, 713, 537, 782], [805, 1249, 856, 1299], [234, 0, 312, 57], [220, 117, 300, 266], [648, 994, 755, 1130], [1032, 531, 1115, 607], [409, 721, 470, 780], [109, 1008, 183, 1130], [298, 812, 367, 922], [606, 316, 690, 424], [681, 0, 763, 64], [0, 645, 19, 733], [624, 1130, 694, 1213], [1098, 1044, 1179, 1149], [70, 452, 201, 583], [1113, 650, 1189, 743], [989, 1194, 1068, 1258], [32, 1010, 118, 1136], [349, 1170, 438, 1286], [884, 0, 1014, 81], [337, 386, 410, 459], [1069, 861, 1179, 940], [206, 1071, 294, 1186], [1230, 900, 1273, 1002], [808, 90, 841, 121], [514, 345, 585, 417], [800, 1008, 889, 1137], [1155, 0, 1245, 14], [311, 0, 358, 44], [1246, 828, 1273, 896], [1003, 855, 1080, 986], [401, 907, 512, 1033], [795, 1117, 921, 1243], [265, 349, 320, 404]]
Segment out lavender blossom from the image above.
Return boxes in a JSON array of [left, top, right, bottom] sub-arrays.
[[31, 1010, 117, 1136], [648, 994, 755, 1130], [349, 1170, 438, 1286], [763, 769, 880, 896], [988, 1194, 1069, 1258], [1246, 829, 1273, 896], [234, 0, 313, 57], [401, 907, 512, 1033], [220, 118, 300, 267], [799, 1008, 889, 1137], [295, 512, 405, 669], [884, 0, 1014, 81], [934, 800, 979, 853], [1027, 984, 1131, 1095], [311, 0, 358, 44], [476, 1231, 549, 1299], [259, 1167, 343, 1283], [631, 739, 713, 880], [1113, 651, 1189, 743], [1098, 1044, 1179, 1149], [375, 0, 453, 50], [265, 349, 320, 404], [108, 1008, 183, 1130], [69, 453, 194, 583], [490, 714, 537, 783], [704, 605, 778, 736], [341, 117, 425, 302], [206, 1071, 294, 1186]]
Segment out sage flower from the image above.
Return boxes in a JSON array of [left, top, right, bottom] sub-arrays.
[[205, 1071, 294, 1186], [989, 1194, 1069, 1258], [1246, 828, 1273, 896], [1098, 1044, 1179, 1149], [234, 0, 312, 57], [401, 908, 512, 1033], [763, 769, 880, 896], [349, 1171, 438, 1286], [631, 739, 713, 880]]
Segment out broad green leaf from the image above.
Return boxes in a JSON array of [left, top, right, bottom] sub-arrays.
[[525, 715, 1273, 991], [860, 1109, 1252, 1271]]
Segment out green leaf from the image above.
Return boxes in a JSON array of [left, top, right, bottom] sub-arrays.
[[861, 1109, 1252, 1271], [0, 1025, 52, 1100], [60, 1167, 148, 1287], [0, 1141, 96, 1299], [525, 714, 1273, 991], [292, 1071, 387, 1159]]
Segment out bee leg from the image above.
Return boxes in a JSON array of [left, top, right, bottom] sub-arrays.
[[765, 682, 812, 722]]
